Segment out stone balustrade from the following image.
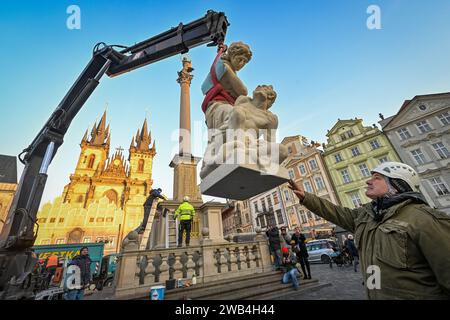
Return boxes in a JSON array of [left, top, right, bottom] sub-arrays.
[[114, 231, 271, 299]]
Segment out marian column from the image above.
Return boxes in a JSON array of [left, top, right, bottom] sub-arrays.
[[170, 56, 202, 202]]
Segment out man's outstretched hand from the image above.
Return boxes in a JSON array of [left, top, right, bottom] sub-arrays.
[[288, 179, 305, 202]]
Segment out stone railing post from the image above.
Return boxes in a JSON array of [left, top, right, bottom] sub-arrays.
[[254, 227, 272, 272]]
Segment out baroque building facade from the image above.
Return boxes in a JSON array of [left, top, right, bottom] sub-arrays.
[[379, 92, 450, 214], [221, 200, 253, 236], [322, 118, 401, 209], [280, 135, 338, 235], [35, 111, 157, 254]]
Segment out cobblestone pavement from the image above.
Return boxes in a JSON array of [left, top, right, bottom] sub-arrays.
[[275, 262, 367, 300]]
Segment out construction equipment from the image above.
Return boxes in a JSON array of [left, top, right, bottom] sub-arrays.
[[0, 10, 229, 300]]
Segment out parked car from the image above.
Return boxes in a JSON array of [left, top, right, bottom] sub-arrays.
[[305, 239, 338, 264]]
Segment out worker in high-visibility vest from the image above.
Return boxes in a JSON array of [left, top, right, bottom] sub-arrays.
[[174, 196, 195, 247]]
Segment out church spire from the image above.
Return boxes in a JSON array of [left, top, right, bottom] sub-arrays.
[[89, 111, 110, 146], [135, 118, 151, 151]]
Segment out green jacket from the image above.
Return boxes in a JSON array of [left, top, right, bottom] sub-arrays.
[[174, 201, 195, 221], [302, 192, 450, 300]]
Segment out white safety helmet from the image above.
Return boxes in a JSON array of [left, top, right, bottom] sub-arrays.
[[183, 196, 190, 202], [371, 161, 421, 192]]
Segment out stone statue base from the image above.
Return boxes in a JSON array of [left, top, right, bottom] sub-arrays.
[[200, 163, 289, 200]]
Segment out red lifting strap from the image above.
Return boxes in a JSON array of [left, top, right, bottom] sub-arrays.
[[201, 48, 236, 113]]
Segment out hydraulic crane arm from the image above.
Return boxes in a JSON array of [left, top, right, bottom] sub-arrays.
[[0, 10, 228, 299]]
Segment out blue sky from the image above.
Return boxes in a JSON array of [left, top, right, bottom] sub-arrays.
[[1, 0, 450, 206]]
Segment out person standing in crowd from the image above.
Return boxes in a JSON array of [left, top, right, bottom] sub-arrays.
[[291, 227, 312, 279], [66, 247, 92, 300], [289, 161, 450, 299], [266, 225, 282, 271], [344, 234, 359, 272], [280, 247, 300, 290], [280, 226, 291, 247], [174, 196, 195, 247]]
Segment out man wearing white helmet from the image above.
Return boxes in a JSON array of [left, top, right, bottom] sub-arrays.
[[289, 161, 450, 299], [174, 196, 195, 247]]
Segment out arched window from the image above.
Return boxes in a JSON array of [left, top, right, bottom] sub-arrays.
[[104, 189, 118, 205], [77, 195, 84, 203], [138, 159, 145, 172], [87, 154, 95, 169]]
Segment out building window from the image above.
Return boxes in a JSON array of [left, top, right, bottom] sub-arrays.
[[314, 176, 325, 190], [300, 211, 307, 224], [50, 218, 56, 223], [397, 127, 412, 140], [89, 217, 94, 223], [138, 159, 145, 172], [276, 209, 284, 225], [266, 195, 273, 208], [272, 192, 280, 205], [259, 216, 266, 228], [340, 169, 352, 184], [303, 180, 313, 193], [308, 159, 318, 170], [298, 164, 306, 176], [87, 154, 95, 169], [378, 156, 389, 164], [437, 112, 450, 126], [334, 153, 343, 163], [245, 213, 250, 223], [432, 142, 450, 159], [56, 238, 65, 245], [369, 139, 381, 150], [38, 218, 47, 223], [40, 239, 50, 245], [307, 211, 312, 220], [288, 170, 295, 180], [350, 147, 361, 157], [284, 190, 290, 201], [349, 192, 363, 208], [429, 177, 450, 196], [106, 217, 114, 223], [416, 120, 432, 134], [253, 202, 258, 212], [314, 214, 321, 221], [261, 199, 267, 212], [340, 130, 354, 141], [59, 218, 64, 223], [83, 237, 91, 243], [359, 163, 371, 178], [411, 149, 426, 165], [77, 195, 84, 203], [96, 217, 104, 222], [288, 146, 292, 155]]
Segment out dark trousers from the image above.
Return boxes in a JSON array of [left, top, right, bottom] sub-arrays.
[[298, 255, 311, 278], [178, 220, 192, 246]]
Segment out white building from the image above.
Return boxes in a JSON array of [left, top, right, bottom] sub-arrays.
[[379, 92, 450, 214]]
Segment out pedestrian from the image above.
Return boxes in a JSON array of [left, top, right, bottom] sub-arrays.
[[266, 225, 282, 271], [137, 188, 167, 234], [290, 227, 312, 279], [280, 247, 300, 290], [65, 247, 92, 300], [289, 161, 450, 299], [174, 196, 195, 247], [280, 226, 291, 247], [345, 234, 359, 272], [44, 254, 58, 288]]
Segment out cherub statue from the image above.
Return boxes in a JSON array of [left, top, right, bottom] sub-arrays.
[[200, 85, 288, 178]]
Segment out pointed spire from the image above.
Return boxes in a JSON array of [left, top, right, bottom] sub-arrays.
[[97, 110, 107, 133], [81, 129, 88, 143], [129, 137, 135, 149]]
